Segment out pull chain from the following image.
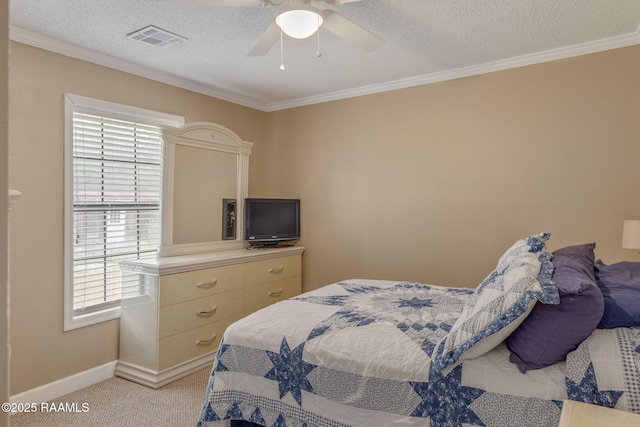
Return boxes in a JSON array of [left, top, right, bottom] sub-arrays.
[[280, 29, 285, 71], [316, 15, 322, 57]]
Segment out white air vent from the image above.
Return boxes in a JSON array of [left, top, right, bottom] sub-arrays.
[[127, 25, 187, 47]]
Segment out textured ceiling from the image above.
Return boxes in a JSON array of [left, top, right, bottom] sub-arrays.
[[8, 0, 640, 111]]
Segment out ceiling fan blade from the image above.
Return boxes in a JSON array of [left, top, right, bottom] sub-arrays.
[[248, 22, 280, 56], [325, 0, 364, 4], [155, 0, 265, 8], [321, 10, 383, 52]]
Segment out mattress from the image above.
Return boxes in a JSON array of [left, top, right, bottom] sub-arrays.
[[198, 279, 640, 427]]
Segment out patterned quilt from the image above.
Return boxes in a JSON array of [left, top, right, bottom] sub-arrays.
[[198, 279, 640, 427]]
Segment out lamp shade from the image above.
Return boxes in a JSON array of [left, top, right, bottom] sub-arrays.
[[622, 220, 640, 249], [276, 9, 323, 39]]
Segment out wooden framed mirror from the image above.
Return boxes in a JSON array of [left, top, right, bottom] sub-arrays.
[[158, 122, 253, 257]]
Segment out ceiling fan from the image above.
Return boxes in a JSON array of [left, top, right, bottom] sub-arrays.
[[155, 0, 384, 56]]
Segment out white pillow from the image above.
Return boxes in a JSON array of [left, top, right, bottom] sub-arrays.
[[431, 233, 558, 374]]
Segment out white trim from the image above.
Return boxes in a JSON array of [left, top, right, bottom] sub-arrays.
[[68, 94, 185, 128], [63, 94, 184, 331], [63, 95, 75, 332], [9, 361, 117, 405], [10, 24, 640, 112], [9, 26, 269, 112], [159, 139, 175, 255], [66, 306, 121, 331], [8, 190, 21, 209], [159, 122, 252, 257], [266, 25, 640, 111], [122, 245, 305, 276], [115, 352, 216, 389]]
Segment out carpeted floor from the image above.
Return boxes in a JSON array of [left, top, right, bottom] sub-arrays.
[[11, 368, 211, 427]]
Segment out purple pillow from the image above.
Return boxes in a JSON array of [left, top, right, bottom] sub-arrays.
[[595, 260, 640, 328], [506, 243, 604, 372]]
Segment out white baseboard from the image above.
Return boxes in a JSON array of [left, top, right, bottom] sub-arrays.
[[115, 352, 215, 389], [10, 360, 117, 404]]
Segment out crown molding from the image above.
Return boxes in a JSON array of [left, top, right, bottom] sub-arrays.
[[10, 24, 640, 113], [266, 24, 640, 111], [9, 26, 270, 112]]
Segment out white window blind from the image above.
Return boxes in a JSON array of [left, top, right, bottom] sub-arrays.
[[71, 112, 162, 317]]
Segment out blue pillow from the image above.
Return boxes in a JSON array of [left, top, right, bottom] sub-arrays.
[[432, 233, 558, 374], [595, 260, 640, 328], [506, 243, 604, 372]]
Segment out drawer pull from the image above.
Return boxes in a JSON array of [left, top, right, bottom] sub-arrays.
[[195, 334, 217, 346], [268, 266, 284, 274], [268, 288, 284, 297], [197, 280, 217, 289], [196, 306, 218, 318]]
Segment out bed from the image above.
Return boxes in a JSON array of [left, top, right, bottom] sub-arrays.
[[197, 234, 640, 427]]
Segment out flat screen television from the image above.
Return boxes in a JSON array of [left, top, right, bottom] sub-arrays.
[[244, 198, 300, 247]]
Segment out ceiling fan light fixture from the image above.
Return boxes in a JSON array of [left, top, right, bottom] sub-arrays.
[[276, 9, 323, 39]]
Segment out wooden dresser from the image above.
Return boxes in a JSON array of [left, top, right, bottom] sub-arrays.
[[115, 245, 304, 388]]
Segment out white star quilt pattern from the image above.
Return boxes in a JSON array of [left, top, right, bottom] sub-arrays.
[[198, 279, 640, 427]]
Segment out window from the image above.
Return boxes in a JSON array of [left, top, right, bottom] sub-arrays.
[[64, 94, 183, 330]]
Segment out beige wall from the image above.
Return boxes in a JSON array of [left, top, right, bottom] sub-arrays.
[[1, 2, 9, 425], [7, 42, 267, 395], [267, 45, 640, 291], [7, 39, 640, 396]]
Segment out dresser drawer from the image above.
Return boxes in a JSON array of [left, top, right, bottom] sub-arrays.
[[158, 289, 245, 338], [157, 315, 242, 371], [245, 275, 301, 312], [117, 247, 305, 387], [245, 255, 301, 287], [159, 263, 244, 306]]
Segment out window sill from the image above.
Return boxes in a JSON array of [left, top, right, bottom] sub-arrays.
[[64, 306, 121, 331]]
